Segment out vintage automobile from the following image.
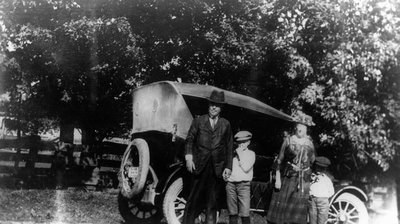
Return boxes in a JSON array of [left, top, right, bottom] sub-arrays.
[[117, 81, 369, 224]]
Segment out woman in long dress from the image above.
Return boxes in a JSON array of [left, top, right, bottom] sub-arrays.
[[266, 114, 315, 224]]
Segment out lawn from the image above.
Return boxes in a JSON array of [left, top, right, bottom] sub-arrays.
[[0, 188, 269, 224], [0, 188, 123, 224]]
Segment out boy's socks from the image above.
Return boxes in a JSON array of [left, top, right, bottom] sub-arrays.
[[229, 215, 238, 224], [241, 216, 250, 224]]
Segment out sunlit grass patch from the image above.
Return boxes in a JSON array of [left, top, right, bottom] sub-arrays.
[[0, 188, 269, 224], [0, 189, 57, 222], [0, 189, 121, 224]]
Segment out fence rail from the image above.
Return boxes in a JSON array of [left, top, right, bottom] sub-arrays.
[[0, 138, 126, 189]]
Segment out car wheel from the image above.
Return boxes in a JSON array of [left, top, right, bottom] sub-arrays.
[[118, 192, 161, 223], [162, 177, 220, 224], [163, 177, 185, 224], [328, 193, 369, 224], [120, 138, 150, 198]]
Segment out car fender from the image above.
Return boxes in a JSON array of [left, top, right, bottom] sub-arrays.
[[161, 162, 185, 195], [330, 185, 368, 205]]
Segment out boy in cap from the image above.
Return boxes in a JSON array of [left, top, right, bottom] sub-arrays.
[[225, 130, 256, 224], [308, 156, 335, 224]]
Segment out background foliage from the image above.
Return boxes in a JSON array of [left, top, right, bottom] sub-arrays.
[[0, 0, 399, 177]]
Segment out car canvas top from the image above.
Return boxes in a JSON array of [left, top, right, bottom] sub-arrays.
[[131, 81, 295, 139]]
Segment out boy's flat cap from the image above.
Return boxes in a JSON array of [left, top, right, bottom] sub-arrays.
[[315, 156, 331, 167], [234, 131, 252, 142]]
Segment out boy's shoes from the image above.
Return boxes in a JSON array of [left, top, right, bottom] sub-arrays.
[[229, 215, 250, 224], [229, 215, 238, 224], [241, 216, 250, 224]]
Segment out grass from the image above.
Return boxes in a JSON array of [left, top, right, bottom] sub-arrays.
[[0, 188, 268, 224], [0, 188, 122, 224], [0, 189, 57, 223]]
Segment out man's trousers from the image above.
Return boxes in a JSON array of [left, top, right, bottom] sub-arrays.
[[183, 160, 223, 224]]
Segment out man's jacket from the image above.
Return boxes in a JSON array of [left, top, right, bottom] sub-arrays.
[[185, 114, 233, 176]]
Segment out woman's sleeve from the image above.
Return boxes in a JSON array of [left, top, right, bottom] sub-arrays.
[[309, 138, 315, 164], [276, 137, 288, 171]]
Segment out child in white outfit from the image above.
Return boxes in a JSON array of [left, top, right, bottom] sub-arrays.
[[308, 156, 335, 224], [225, 131, 256, 224]]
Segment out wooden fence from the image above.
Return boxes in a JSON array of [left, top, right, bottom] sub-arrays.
[[0, 137, 126, 190]]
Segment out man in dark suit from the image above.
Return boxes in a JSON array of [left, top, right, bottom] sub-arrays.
[[183, 89, 234, 224]]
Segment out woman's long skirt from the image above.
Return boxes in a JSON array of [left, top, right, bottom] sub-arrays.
[[266, 175, 310, 224]]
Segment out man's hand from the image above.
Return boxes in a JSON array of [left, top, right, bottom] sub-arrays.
[[186, 158, 196, 173], [222, 168, 231, 181]]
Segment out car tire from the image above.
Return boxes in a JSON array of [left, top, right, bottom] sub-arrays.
[[328, 193, 369, 224], [120, 138, 150, 198], [118, 192, 161, 223], [162, 177, 221, 224], [163, 177, 185, 224]]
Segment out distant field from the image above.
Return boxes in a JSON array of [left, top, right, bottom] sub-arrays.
[[0, 189, 268, 224]]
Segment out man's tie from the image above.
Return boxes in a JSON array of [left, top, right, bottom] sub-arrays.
[[211, 119, 216, 129]]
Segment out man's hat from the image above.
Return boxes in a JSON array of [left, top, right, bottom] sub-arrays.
[[208, 90, 225, 104], [293, 111, 315, 126], [234, 131, 252, 142], [315, 156, 331, 167]]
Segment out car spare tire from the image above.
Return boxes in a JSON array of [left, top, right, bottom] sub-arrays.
[[119, 138, 150, 198]]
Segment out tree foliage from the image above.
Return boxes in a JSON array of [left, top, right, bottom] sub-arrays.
[[273, 0, 400, 173], [1, 0, 143, 139], [1, 0, 399, 175]]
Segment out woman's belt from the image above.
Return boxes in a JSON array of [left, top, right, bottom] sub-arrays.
[[287, 162, 310, 194], [288, 162, 310, 172]]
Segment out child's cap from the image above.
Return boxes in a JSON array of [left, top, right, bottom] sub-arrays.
[[234, 131, 252, 142], [315, 156, 331, 167]]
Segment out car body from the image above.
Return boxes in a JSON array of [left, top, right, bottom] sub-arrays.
[[117, 81, 369, 224]]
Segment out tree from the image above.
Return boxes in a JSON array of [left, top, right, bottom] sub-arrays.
[[1, 0, 399, 176], [1, 0, 143, 141], [256, 0, 400, 175]]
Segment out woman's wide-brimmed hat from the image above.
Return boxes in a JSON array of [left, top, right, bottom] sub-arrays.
[[208, 90, 225, 104], [293, 111, 315, 126]]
